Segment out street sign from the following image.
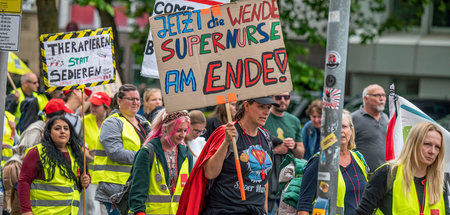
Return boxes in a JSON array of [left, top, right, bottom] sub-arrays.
[[0, 0, 22, 14], [0, 13, 21, 51]]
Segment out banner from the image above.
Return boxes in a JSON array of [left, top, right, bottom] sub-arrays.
[[40, 27, 116, 91], [149, 0, 292, 112], [387, 84, 450, 172], [141, 0, 229, 78], [8, 52, 31, 75]]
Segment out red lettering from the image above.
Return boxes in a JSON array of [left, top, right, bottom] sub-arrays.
[[271, 0, 279, 18], [212, 33, 226, 53], [262, 1, 272, 20], [245, 58, 261, 87], [274, 48, 288, 74], [203, 61, 225, 94], [242, 4, 251, 23], [162, 39, 175, 62], [226, 60, 243, 89], [227, 6, 243, 26], [262, 52, 277, 85], [251, 3, 262, 22]]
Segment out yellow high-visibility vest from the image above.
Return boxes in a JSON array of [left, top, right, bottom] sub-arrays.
[[29, 144, 80, 215]]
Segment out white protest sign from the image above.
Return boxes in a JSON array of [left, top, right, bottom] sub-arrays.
[[140, 0, 229, 79], [40, 27, 116, 91]]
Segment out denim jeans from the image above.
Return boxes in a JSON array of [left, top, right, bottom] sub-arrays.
[[103, 202, 121, 215]]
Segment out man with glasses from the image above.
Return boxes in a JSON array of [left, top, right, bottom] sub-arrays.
[[6, 72, 48, 129], [351, 84, 388, 172], [263, 92, 305, 215]]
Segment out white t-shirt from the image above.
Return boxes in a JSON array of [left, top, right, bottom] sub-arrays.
[[187, 137, 206, 164]]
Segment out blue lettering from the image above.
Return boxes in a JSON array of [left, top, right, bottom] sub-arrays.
[[226, 29, 238, 49], [257, 23, 269, 43], [175, 38, 187, 59], [182, 12, 194, 33], [168, 14, 176, 36], [180, 68, 197, 92], [193, 10, 202, 30], [155, 16, 167, 38], [165, 70, 179, 94]]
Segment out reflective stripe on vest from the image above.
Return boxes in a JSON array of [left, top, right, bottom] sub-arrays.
[[336, 151, 368, 215], [92, 113, 141, 185], [2, 111, 15, 166], [30, 144, 80, 215], [145, 147, 190, 215], [390, 164, 445, 214]]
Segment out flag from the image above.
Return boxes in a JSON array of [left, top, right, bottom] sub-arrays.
[[386, 83, 450, 172], [8, 52, 32, 75]]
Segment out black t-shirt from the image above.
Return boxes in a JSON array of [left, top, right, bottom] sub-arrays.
[[202, 123, 273, 215]]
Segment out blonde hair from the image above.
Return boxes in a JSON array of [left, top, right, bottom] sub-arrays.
[[342, 109, 356, 150], [392, 122, 445, 204], [143, 88, 162, 113]]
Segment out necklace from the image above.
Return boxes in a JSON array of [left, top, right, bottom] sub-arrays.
[[242, 128, 266, 180], [341, 156, 361, 206], [163, 148, 178, 194], [418, 176, 427, 215]]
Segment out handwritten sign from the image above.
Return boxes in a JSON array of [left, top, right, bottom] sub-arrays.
[[150, 0, 292, 112], [40, 27, 116, 91], [141, 0, 229, 79]]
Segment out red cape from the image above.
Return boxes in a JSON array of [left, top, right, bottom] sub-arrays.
[[177, 124, 226, 215]]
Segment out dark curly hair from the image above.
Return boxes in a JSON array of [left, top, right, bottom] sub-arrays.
[[41, 116, 85, 190]]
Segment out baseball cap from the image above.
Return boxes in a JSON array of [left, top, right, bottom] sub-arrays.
[[64, 88, 92, 97], [44, 98, 74, 114], [253, 96, 280, 107], [88, 92, 111, 106]]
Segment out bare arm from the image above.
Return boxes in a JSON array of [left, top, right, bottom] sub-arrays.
[[297, 211, 309, 215], [291, 142, 305, 159], [203, 122, 236, 180]]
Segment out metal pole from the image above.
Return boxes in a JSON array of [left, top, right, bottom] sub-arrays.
[[313, 0, 351, 214], [0, 51, 9, 212]]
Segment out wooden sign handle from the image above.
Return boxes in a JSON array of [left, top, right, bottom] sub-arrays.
[[81, 88, 86, 215], [225, 98, 246, 201]]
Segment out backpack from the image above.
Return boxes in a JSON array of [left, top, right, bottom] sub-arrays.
[[110, 143, 154, 215]]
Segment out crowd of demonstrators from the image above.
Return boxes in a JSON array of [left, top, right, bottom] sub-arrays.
[[263, 92, 304, 215], [203, 102, 237, 140], [178, 97, 276, 215], [302, 99, 323, 160], [185, 110, 207, 164], [298, 110, 369, 215], [93, 84, 151, 215], [18, 116, 90, 215], [352, 84, 389, 172], [3, 74, 448, 215], [129, 111, 193, 214], [356, 122, 449, 214]]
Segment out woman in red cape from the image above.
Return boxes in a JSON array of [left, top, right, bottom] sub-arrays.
[[177, 97, 278, 215]]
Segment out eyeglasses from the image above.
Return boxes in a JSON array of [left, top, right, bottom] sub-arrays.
[[274, 95, 291, 100], [122, 97, 140, 102], [27, 80, 38, 85], [367, 94, 386, 99], [193, 128, 207, 135]]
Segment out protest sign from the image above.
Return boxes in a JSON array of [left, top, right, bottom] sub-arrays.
[[150, 0, 292, 112], [89, 71, 122, 97], [40, 27, 116, 91], [141, 0, 229, 78]]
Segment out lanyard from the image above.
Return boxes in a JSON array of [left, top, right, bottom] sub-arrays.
[[242, 128, 266, 180], [419, 177, 427, 215], [341, 156, 361, 206]]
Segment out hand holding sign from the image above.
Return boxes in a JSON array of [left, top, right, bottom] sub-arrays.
[[149, 0, 292, 112]]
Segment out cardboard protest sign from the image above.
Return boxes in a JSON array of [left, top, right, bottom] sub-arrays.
[[150, 0, 292, 112], [89, 71, 122, 97], [141, 0, 229, 79], [40, 27, 116, 91]]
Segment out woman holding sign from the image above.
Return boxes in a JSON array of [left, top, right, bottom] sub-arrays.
[[177, 97, 277, 215], [129, 110, 193, 215]]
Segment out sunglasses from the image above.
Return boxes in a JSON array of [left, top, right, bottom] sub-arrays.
[[274, 95, 291, 100]]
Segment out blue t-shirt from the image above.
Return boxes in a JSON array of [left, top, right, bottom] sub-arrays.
[[297, 154, 367, 215]]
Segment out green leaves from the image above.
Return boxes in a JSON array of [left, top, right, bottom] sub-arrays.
[[73, 0, 115, 16]]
